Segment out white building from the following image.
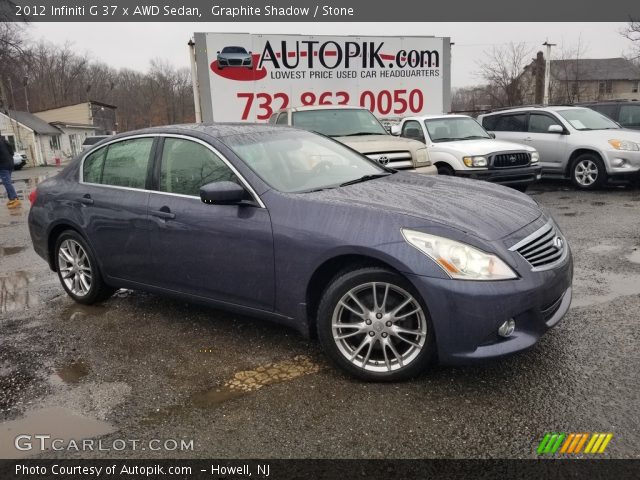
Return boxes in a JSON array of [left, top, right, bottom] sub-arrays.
[[0, 110, 63, 167]]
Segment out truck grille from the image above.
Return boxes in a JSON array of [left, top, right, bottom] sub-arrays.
[[509, 222, 566, 270], [365, 151, 413, 170], [492, 152, 530, 168]]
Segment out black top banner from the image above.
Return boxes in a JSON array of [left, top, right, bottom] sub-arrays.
[[1, 0, 639, 22]]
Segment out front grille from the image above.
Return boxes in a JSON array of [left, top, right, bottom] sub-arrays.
[[492, 152, 530, 168], [365, 151, 413, 169], [229, 59, 243, 65], [509, 222, 566, 270]]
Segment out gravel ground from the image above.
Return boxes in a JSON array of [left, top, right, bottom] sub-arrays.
[[0, 167, 638, 459]]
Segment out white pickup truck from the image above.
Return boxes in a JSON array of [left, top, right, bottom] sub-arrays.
[[392, 114, 542, 191], [270, 106, 437, 175]]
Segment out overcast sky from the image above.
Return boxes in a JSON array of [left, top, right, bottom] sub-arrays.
[[29, 22, 634, 88]]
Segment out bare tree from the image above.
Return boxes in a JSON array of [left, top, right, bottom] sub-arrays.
[[622, 20, 640, 61], [477, 42, 534, 107]]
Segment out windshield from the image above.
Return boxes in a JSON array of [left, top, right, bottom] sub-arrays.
[[292, 109, 388, 137], [223, 130, 387, 193], [221, 46, 247, 54], [424, 117, 491, 142], [556, 108, 620, 131]]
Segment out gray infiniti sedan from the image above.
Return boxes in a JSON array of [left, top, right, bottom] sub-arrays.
[[28, 124, 573, 381]]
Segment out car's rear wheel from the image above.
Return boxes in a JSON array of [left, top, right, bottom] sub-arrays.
[[571, 153, 606, 190], [436, 163, 455, 176], [317, 267, 435, 381], [54, 230, 115, 305]]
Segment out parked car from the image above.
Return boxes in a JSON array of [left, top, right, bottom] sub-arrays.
[[478, 106, 640, 189], [82, 136, 110, 151], [269, 106, 437, 174], [13, 152, 27, 170], [577, 100, 640, 130], [28, 124, 572, 381], [391, 114, 541, 191], [216, 46, 253, 69]]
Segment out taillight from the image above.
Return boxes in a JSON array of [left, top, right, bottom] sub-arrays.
[[29, 189, 37, 204]]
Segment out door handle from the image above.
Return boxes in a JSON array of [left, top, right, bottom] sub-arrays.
[[79, 194, 94, 205], [150, 208, 176, 220]]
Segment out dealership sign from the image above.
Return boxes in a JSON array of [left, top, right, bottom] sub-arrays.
[[194, 33, 451, 122]]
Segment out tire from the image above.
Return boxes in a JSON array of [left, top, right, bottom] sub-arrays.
[[436, 163, 455, 176], [54, 230, 116, 304], [317, 267, 436, 382], [570, 153, 606, 190]]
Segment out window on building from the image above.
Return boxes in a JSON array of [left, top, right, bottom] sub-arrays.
[[599, 80, 613, 96], [633, 82, 639, 93], [49, 135, 61, 150]]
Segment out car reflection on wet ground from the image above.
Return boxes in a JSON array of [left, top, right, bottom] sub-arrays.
[[0, 167, 639, 459]]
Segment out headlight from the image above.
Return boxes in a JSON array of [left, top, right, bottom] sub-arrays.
[[462, 156, 488, 168], [416, 148, 429, 164], [401, 229, 517, 280], [608, 139, 639, 151], [530, 151, 539, 163]]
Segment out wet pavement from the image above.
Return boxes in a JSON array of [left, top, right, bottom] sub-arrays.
[[0, 167, 639, 459]]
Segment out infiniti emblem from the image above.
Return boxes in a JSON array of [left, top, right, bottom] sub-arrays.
[[377, 156, 390, 166], [553, 236, 564, 249], [509, 155, 517, 163]]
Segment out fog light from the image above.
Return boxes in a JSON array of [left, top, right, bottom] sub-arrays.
[[611, 158, 627, 168], [498, 319, 516, 338]]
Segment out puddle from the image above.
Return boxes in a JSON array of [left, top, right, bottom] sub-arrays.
[[0, 407, 115, 459], [63, 303, 108, 321], [0, 271, 39, 313], [52, 361, 90, 384], [588, 243, 620, 254], [146, 355, 322, 420], [0, 246, 26, 257], [572, 272, 640, 308], [192, 355, 321, 407], [627, 249, 640, 264]]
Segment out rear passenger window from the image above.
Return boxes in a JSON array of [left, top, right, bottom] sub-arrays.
[[491, 114, 527, 132], [528, 114, 558, 133], [159, 138, 238, 196], [83, 148, 106, 183], [101, 138, 153, 189]]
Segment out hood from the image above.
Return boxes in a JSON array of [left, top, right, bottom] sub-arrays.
[[574, 128, 640, 142], [219, 52, 251, 59], [433, 138, 536, 155], [336, 134, 424, 153], [304, 173, 542, 241]]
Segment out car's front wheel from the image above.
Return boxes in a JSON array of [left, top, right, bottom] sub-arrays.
[[54, 230, 115, 304], [571, 153, 606, 190], [317, 267, 435, 381], [436, 163, 455, 176]]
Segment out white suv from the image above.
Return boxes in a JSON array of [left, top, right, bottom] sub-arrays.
[[392, 114, 540, 191], [478, 106, 640, 189]]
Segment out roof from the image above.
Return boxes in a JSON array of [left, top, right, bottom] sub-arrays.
[[413, 114, 471, 120], [107, 123, 288, 141], [285, 105, 364, 112], [4, 110, 61, 135], [550, 58, 640, 81], [480, 106, 589, 116], [33, 99, 117, 113]]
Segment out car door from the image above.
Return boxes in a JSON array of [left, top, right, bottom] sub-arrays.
[[523, 113, 568, 173], [147, 136, 275, 310], [483, 113, 528, 144], [400, 120, 427, 144], [78, 137, 155, 282]]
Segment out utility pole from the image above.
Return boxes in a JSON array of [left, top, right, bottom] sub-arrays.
[[23, 75, 30, 112], [542, 40, 556, 105]]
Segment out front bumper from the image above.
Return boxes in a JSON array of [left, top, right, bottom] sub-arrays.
[[407, 245, 573, 365], [603, 149, 640, 176], [457, 164, 542, 186]]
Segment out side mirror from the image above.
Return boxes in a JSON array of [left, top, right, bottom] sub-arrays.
[[548, 124, 564, 134], [216, 51, 220, 54], [489, 132, 496, 138], [200, 181, 246, 205], [390, 125, 401, 136]]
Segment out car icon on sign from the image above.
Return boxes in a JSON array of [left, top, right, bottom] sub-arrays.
[[217, 46, 253, 70]]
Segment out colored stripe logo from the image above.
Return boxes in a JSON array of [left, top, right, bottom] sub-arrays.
[[537, 433, 613, 455]]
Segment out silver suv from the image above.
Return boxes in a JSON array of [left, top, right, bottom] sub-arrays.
[[478, 106, 640, 189]]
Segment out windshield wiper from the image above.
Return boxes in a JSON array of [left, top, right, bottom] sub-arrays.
[[458, 135, 489, 140], [339, 132, 384, 137], [339, 173, 391, 187]]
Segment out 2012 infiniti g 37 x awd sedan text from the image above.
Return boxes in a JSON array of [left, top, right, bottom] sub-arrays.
[[28, 124, 573, 381]]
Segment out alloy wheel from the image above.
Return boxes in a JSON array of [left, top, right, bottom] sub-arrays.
[[574, 159, 599, 187], [58, 239, 93, 297], [331, 282, 427, 372]]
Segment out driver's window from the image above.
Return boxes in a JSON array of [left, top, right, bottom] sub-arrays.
[[401, 120, 426, 143], [159, 138, 238, 196]]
